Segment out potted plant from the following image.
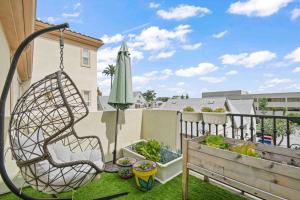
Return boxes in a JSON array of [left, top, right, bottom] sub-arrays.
[[201, 107, 228, 124], [182, 106, 202, 122], [122, 140, 182, 184], [132, 160, 157, 191], [116, 157, 136, 179]]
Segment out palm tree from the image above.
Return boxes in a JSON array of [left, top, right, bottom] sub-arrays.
[[102, 64, 116, 89]]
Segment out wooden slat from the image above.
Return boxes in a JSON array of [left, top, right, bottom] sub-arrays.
[[188, 163, 283, 200], [182, 138, 189, 200], [188, 149, 300, 199], [188, 140, 300, 179]]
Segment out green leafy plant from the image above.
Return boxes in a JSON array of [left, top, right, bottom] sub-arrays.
[[203, 135, 229, 149], [287, 113, 300, 125], [135, 140, 161, 162], [201, 107, 213, 112], [230, 144, 259, 157], [183, 106, 195, 112], [214, 107, 226, 113]]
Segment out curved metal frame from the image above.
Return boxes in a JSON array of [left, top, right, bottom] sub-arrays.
[[0, 22, 71, 200]]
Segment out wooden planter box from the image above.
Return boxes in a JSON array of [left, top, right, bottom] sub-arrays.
[[202, 112, 228, 125], [182, 112, 202, 122], [182, 136, 300, 200]]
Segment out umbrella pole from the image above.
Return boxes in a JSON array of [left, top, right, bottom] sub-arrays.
[[113, 108, 119, 164]]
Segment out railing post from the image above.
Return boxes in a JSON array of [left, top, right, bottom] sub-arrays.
[[261, 117, 265, 144], [250, 116, 254, 142], [240, 116, 244, 140], [185, 121, 188, 138], [223, 124, 226, 137], [202, 121, 205, 135], [190, 121, 193, 138], [208, 124, 211, 133], [216, 124, 218, 135], [196, 122, 199, 137], [287, 119, 290, 148], [273, 118, 277, 146], [231, 115, 235, 139]]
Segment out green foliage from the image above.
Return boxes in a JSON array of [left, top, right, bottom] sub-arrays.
[[183, 106, 195, 112], [230, 144, 259, 157], [287, 113, 300, 125], [156, 97, 169, 102], [203, 135, 229, 149], [201, 107, 213, 112], [257, 118, 296, 145], [201, 107, 225, 112], [102, 64, 116, 89], [186, 94, 189, 99], [143, 90, 156, 102], [135, 140, 161, 162], [214, 107, 226, 113], [258, 98, 268, 114]]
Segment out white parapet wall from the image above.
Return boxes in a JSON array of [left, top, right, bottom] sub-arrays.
[[74, 110, 143, 161], [142, 109, 181, 151]]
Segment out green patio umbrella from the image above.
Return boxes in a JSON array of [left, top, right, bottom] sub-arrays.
[[106, 42, 134, 172]]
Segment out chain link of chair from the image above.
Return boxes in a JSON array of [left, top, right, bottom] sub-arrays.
[[59, 29, 65, 70]]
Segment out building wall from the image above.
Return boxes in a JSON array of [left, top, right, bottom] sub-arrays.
[[0, 21, 20, 116], [32, 36, 98, 111]]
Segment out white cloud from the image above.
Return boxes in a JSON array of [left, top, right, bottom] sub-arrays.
[[175, 63, 218, 77], [291, 8, 300, 20], [177, 82, 185, 86], [46, 16, 60, 24], [133, 69, 173, 85], [220, 50, 276, 68], [149, 2, 160, 9], [212, 30, 228, 39], [199, 76, 226, 83], [182, 42, 202, 50], [261, 78, 293, 89], [263, 73, 274, 77], [293, 67, 300, 73], [73, 3, 81, 10], [132, 24, 192, 51], [101, 34, 124, 44], [225, 70, 238, 76], [62, 12, 81, 18], [285, 47, 300, 62], [149, 50, 176, 60], [157, 4, 210, 20], [228, 0, 293, 17]]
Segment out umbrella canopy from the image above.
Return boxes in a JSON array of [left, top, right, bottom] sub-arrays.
[[108, 42, 134, 110]]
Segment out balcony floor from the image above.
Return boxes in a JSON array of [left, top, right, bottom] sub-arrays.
[[1, 173, 246, 200]]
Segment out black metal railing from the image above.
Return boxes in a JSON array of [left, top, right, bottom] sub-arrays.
[[178, 112, 300, 152]]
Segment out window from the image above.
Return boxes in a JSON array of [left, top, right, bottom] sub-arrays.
[[287, 98, 300, 102], [82, 48, 90, 66], [82, 90, 91, 106], [266, 98, 285, 102]]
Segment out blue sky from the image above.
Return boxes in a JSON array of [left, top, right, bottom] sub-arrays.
[[37, 0, 300, 97]]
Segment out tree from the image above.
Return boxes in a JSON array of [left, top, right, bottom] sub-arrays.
[[185, 94, 189, 99], [258, 98, 268, 114], [157, 97, 169, 102], [102, 64, 116, 89], [257, 119, 296, 146], [181, 94, 184, 99], [143, 90, 156, 102]]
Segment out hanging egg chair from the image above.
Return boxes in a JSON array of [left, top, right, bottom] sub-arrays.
[[0, 23, 128, 200]]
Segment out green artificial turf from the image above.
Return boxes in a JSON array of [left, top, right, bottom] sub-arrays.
[[1, 173, 246, 200]]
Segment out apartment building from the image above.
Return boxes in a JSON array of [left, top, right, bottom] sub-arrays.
[[203, 90, 300, 115], [32, 20, 103, 111]]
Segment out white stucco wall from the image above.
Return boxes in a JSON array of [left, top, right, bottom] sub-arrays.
[[32, 37, 98, 112], [0, 21, 20, 116]]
